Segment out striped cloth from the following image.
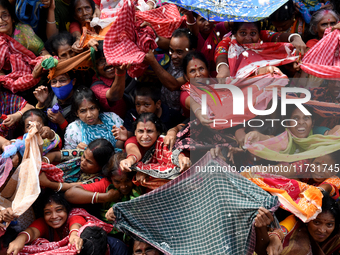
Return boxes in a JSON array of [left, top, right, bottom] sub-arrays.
[[301, 28, 340, 79], [0, 91, 27, 115], [0, 33, 42, 93], [113, 152, 280, 255], [135, 4, 186, 38], [104, 0, 158, 78]]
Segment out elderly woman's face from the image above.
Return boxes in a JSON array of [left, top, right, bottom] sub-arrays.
[[307, 211, 335, 243], [315, 13, 337, 39], [74, 0, 93, 25], [0, 5, 13, 36]]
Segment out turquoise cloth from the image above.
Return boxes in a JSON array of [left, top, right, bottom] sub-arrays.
[[80, 113, 122, 152]]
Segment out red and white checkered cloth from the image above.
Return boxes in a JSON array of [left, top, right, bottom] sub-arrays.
[[135, 4, 186, 38], [41, 162, 64, 183], [301, 28, 340, 79], [0, 33, 42, 93], [104, 0, 157, 78]]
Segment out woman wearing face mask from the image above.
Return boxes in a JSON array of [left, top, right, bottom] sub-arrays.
[[33, 71, 78, 138]]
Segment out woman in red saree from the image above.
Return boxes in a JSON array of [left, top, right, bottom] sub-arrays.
[[5, 189, 113, 255], [120, 113, 190, 190], [214, 21, 304, 79]]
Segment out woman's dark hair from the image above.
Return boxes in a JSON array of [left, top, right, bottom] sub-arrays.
[[88, 138, 115, 169], [284, 104, 315, 121], [182, 51, 209, 76], [20, 109, 48, 129], [134, 83, 161, 104], [79, 226, 108, 255], [172, 28, 198, 50], [45, 32, 76, 56], [103, 152, 135, 179], [0, 0, 18, 23], [133, 112, 165, 135], [71, 86, 101, 113], [70, 0, 95, 18], [40, 189, 71, 215], [231, 21, 261, 36], [319, 191, 340, 235], [269, 0, 295, 22]]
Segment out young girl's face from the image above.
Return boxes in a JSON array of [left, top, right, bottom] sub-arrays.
[[24, 114, 44, 133], [111, 172, 133, 195], [235, 23, 260, 44], [43, 201, 68, 229], [135, 121, 159, 148], [311, 154, 337, 183]]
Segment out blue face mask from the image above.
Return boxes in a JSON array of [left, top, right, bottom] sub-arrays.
[[52, 79, 74, 100]]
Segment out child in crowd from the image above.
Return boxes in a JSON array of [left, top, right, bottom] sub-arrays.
[[124, 83, 181, 138], [18, 109, 62, 156]]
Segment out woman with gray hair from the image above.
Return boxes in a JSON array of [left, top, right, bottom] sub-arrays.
[[304, 8, 339, 49]]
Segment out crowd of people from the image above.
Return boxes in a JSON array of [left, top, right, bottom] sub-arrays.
[[1, 0, 340, 254]]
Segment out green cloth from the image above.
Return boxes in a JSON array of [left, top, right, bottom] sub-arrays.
[[13, 23, 44, 56], [248, 129, 340, 163], [113, 153, 280, 255], [312, 126, 330, 135], [41, 57, 58, 69]]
